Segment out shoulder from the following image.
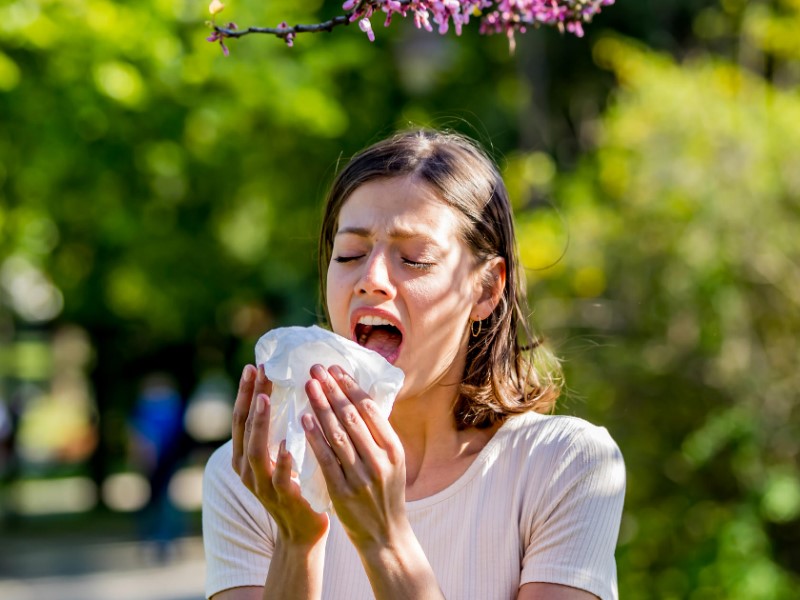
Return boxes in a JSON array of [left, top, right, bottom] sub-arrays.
[[502, 412, 623, 462], [496, 412, 625, 499], [203, 441, 261, 523], [204, 439, 236, 489], [207, 439, 233, 464], [203, 439, 277, 542]]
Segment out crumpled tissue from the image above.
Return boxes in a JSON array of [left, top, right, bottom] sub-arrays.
[[255, 325, 405, 513]]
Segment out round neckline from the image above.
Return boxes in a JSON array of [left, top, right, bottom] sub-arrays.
[[404, 412, 539, 511]]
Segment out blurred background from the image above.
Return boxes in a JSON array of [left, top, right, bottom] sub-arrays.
[[1, 0, 799, 598]]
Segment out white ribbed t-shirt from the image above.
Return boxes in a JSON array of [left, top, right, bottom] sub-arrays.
[[202, 412, 626, 599]]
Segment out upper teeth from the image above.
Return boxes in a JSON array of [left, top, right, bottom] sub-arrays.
[[358, 315, 394, 327]]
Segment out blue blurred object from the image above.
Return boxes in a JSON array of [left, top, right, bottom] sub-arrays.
[[129, 373, 186, 560]]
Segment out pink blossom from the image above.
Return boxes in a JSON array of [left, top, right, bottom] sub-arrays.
[[206, 22, 237, 56], [277, 21, 296, 47], [359, 17, 376, 41], [566, 20, 584, 37], [413, 6, 433, 32]]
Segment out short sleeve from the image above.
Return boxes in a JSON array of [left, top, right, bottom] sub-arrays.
[[520, 423, 626, 600], [202, 440, 277, 598]]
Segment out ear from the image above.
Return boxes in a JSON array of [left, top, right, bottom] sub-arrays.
[[472, 257, 506, 321]]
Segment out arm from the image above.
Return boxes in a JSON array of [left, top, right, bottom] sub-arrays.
[[518, 583, 599, 600], [222, 365, 330, 599], [209, 537, 326, 600], [355, 525, 444, 599], [212, 587, 263, 600], [303, 364, 445, 600]]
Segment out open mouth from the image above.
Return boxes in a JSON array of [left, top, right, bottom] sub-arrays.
[[354, 315, 403, 363]]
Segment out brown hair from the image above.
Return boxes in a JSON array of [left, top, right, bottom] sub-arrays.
[[318, 129, 562, 429]]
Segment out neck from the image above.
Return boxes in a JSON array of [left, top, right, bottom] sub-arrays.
[[389, 379, 494, 486], [389, 383, 458, 452], [387, 341, 499, 488]]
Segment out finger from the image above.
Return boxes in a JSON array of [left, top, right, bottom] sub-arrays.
[[254, 363, 273, 398], [246, 393, 275, 494], [302, 413, 347, 492], [271, 440, 295, 497], [305, 368, 360, 470], [330, 366, 404, 464], [243, 366, 273, 466], [320, 365, 382, 461], [232, 364, 257, 473]]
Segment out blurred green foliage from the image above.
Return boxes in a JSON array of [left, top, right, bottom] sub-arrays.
[[512, 2, 800, 596], [1, 0, 799, 596]]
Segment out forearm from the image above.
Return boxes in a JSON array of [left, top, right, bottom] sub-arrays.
[[301, 365, 443, 597], [357, 524, 445, 600], [263, 537, 327, 600]]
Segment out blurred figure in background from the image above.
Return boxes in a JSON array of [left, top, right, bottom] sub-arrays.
[[0, 395, 14, 480], [128, 373, 186, 561]]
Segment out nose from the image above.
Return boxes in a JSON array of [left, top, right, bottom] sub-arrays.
[[356, 250, 395, 298]]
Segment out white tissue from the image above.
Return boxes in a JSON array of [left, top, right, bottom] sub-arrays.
[[255, 325, 405, 513]]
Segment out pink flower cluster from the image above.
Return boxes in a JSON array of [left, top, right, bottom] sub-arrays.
[[204, 0, 615, 54], [345, 0, 614, 48], [207, 22, 237, 56]]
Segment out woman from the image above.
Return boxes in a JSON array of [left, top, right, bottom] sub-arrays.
[[203, 130, 625, 599]]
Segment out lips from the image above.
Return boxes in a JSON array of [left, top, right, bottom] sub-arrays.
[[352, 312, 403, 364]]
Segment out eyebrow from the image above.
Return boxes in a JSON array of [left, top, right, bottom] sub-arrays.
[[335, 226, 436, 242]]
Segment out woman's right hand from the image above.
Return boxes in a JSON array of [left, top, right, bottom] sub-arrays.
[[232, 364, 330, 548]]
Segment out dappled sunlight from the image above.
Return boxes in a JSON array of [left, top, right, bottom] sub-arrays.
[[9, 477, 97, 516], [168, 466, 204, 512], [102, 473, 151, 513], [184, 393, 232, 442], [0, 256, 62, 323]]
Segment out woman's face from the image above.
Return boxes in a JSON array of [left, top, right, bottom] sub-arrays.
[[326, 176, 482, 402]]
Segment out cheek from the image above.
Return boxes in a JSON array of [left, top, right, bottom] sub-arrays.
[[326, 268, 348, 324], [426, 259, 475, 300], [408, 273, 472, 321]]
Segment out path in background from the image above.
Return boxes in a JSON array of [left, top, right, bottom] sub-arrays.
[[0, 536, 205, 600]]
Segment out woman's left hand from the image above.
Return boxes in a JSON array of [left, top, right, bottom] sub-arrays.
[[302, 364, 408, 552]]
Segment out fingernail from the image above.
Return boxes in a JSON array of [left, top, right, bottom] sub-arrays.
[[301, 414, 314, 432], [242, 365, 253, 382], [330, 364, 343, 379], [311, 364, 326, 379], [279, 439, 287, 456], [256, 394, 267, 413]]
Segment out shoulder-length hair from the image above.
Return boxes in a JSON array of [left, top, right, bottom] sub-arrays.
[[318, 129, 562, 429]]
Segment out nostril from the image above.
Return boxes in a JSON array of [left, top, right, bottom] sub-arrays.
[[359, 286, 388, 296], [357, 274, 392, 296]]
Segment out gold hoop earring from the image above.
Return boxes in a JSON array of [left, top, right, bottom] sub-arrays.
[[471, 319, 482, 337]]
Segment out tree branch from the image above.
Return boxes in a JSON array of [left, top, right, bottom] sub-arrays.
[[214, 15, 352, 41], [205, 0, 617, 53]]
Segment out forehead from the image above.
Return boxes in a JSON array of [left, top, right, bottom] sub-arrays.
[[336, 177, 465, 239]]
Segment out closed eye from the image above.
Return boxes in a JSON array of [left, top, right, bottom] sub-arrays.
[[403, 258, 434, 270], [333, 255, 364, 263]]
